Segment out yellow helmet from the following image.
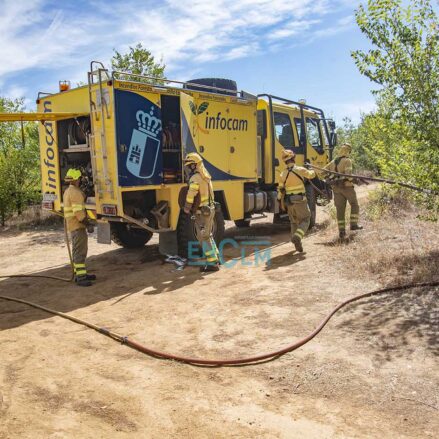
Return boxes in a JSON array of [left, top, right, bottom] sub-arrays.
[[184, 152, 203, 166], [65, 168, 82, 182], [339, 143, 352, 157], [281, 149, 295, 163]]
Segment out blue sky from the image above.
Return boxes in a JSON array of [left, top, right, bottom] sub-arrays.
[[0, 0, 377, 123]]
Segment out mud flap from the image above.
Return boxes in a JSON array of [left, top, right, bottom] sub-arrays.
[[97, 221, 111, 244]]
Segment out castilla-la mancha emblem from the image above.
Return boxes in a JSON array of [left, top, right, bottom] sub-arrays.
[[127, 107, 162, 178]]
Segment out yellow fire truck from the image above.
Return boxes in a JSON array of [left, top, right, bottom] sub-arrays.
[[2, 62, 337, 255]]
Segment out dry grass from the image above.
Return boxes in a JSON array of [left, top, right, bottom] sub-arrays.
[[1, 205, 63, 231], [332, 189, 439, 286]]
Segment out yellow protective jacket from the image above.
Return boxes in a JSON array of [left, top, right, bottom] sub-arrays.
[[185, 172, 214, 208], [277, 165, 316, 200], [63, 185, 86, 232], [325, 156, 354, 187]]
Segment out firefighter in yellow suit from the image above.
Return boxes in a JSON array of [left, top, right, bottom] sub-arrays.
[[63, 168, 95, 287], [325, 143, 363, 239], [277, 149, 316, 253], [183, 153, 220, 272]]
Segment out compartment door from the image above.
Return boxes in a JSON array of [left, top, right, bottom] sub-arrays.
[[180, 91, 198, 162], [114, 88, 163, 186]]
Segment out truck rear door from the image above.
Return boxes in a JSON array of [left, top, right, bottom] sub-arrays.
[[114, 88, 163, 186]]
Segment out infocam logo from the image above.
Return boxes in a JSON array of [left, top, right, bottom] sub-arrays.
[[188, 238, 271, 268], [188, 101, 249, 132]]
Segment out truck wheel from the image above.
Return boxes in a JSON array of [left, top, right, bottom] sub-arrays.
[[111, 223, 153, 248], [177, 209, 225, 258], [306, 185, 317, 229], [234, 219, 251, 228]]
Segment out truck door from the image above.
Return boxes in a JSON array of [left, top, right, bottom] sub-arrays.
[[114, 88, 163, 186], [180, 91, 198, 162], [272, 110, 301, 172], [305, 116, 327, 168], [228, 101, 257, 178]]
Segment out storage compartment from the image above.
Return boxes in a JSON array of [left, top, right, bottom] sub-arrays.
[[57, 116, 94, 198], [161, 95, 182, 183]]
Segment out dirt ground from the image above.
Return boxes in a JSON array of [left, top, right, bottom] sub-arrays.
[[0, 187, 438, 439]]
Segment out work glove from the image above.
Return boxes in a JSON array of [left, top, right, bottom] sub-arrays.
[[304, 159, 311, 169], [86, 224, 95, 234]]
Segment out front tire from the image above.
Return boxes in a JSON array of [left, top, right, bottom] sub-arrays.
[[177, 208, 225, 258], [111, 223, 153, 248]]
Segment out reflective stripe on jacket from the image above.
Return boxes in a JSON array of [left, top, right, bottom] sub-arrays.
[[277, 166, 315, 199], [63, 185, 86, 232], [325, 156, 354, 187], [186, 173, 214, 207]]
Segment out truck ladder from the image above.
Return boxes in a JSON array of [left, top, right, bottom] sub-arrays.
[[88, 62, 114, 199]]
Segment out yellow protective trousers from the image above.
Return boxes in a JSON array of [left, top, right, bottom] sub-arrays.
[[286, 199, 311, 243], [194, 206, 219, 265], [71, 228, 88, 279], [333, 186, 360, 231]]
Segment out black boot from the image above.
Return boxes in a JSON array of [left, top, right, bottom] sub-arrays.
[[339, 230, 346, 239], [292, 235, 303, 253], [200, 264, 220, 273], [86, 274, 97, 281], [350, 224, 363, 231], [75, 276, 92, 287]]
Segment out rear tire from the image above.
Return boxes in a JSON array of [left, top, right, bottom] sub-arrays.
[[177, 208, 225, 258], [111, 223, 153, 248], [306, 185, 317, 229]]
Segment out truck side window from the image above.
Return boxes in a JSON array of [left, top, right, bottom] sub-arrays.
[[306, 117, 324, 154], [274, 112, 294, 148]]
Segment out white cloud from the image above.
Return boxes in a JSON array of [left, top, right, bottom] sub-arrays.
[[0, 0, 353, 79], [329, 100, 376, 123]]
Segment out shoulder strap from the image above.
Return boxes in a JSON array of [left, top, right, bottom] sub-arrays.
[[289, 167, 305, 184], [335, 157, 343, 172], [283, 169, 291, 186]]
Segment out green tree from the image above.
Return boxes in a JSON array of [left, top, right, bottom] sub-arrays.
[[352, 0, 439, 147], [336, 116, 379, 173], [111, 43, 166, 82], [351, 0, 439, 208], [0, 97, 40, 226]]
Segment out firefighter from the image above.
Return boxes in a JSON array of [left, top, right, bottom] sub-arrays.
[[277, 149, 316, 253], [183, 153, 220, 272], [325, 143, 363, 239], [63, 168, 95, 287]]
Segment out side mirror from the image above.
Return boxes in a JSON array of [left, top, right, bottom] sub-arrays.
[[330, 132, 338, 147], [328, 120, 336, 131]]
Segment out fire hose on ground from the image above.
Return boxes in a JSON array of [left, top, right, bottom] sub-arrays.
[[0, 173, 437, 366], [0, 282, 437, 366]]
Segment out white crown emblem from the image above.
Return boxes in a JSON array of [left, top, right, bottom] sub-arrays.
[[136, 107, 162, 137]]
